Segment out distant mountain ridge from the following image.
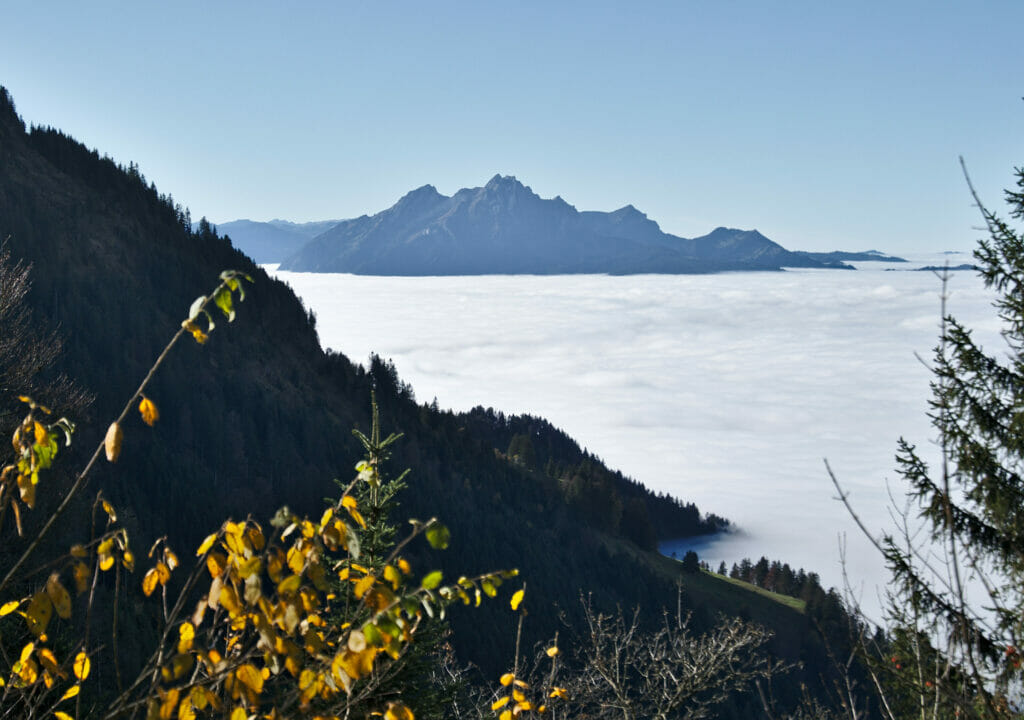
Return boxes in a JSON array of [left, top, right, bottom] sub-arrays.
[[212, 218, 340, 263], [221, 175, 858, 274]]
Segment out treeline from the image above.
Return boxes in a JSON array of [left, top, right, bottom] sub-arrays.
[[463, 406, 727, 550], [726, 556, 824, 601], [723, 556, 853, 641]]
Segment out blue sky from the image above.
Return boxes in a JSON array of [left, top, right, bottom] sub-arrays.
[[3, 1, 1022, 253]]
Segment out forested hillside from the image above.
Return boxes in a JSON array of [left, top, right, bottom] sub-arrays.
[[0, 86, 864, 716]]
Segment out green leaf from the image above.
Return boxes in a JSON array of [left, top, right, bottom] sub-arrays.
[[270, 506, 293, 528], [426, 524, 450, 550], [346, 525, 361, 561], [362, 622, 383, 646], [377, 615, 400, 639], [213, 287, 235, 321], [421, 571, 442, 590]]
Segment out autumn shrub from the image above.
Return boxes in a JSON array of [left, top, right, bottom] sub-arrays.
[[0, 272, 519, 720]]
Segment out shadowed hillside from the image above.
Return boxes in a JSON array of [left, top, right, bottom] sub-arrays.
[[0, 87, 863, 716]]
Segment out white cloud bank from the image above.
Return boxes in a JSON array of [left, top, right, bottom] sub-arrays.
[[276, 255, 1002, 617]]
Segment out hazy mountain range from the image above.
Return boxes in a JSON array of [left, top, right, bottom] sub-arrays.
[[206, 218, 340, 263], [217, 175, 904, 274]]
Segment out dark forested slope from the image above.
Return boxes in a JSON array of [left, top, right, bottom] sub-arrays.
[[0, 89, 856, 710]]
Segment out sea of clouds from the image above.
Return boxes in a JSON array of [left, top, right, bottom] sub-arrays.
[[274, 253, 1003, 619]]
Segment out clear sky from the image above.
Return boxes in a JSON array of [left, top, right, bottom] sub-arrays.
[[3, 1, 1021, 253]]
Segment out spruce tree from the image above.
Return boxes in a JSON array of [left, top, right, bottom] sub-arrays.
[[858, 165, 1024, 718]]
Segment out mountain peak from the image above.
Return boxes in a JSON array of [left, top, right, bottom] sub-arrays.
[[483, 175, 535, 197], [392, 184, 445, 211], [485, 173, 520, 188], [401, 183, 442, 198], [613, 204, 646, 217]]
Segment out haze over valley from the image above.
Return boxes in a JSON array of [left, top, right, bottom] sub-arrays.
[[276, 254, 1000, 616]]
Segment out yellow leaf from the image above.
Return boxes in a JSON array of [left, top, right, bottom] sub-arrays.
[[513, 679, 528, 688], [196, 533, 218, 556], [33, 421, 47, 445], [549, 687, 568, 699], [54, 712, 74, 720], [143, 568, 160, 597], [207, 552, 229, 580], [189, 686, 209, 711], [38, 648, 58, 675], [178, 697, 196, 720], [341, 495, 357, 510], [46, 573, 72, 619], [73, 651, 91, 681], [492, 696, 510, 710], [397, 558, 411, 575], [160, 688, 180, 720], [246, 524, 265, 551], [156, 561, 171, 585], [19, 641, 35, 663], [60, 684, 80, 701], [100, 554, 115, 572], [546, 646, 559, 657], [0, 599, 21, 616], [25, 592, 53, 636], [104, 422, 123, 463], [138, 396, 159, 427], [347, 507, 367, 529], [178, 621, 195, 654], [500, 672, 514, 687], [238, 556, 262, 579], [510, 589, 525, 611], [18, 471, 36, 508], [218, 585, 241, 616], [70, 544, 87, 558], [181, 319, 209, 345], [277, 574, 302, 595], [17, 656, 39, 684], [236, 663, 263, 694], [164, 549, 179, 570], [101, 499, 117, 522], [230, 708, 247, 720], [512, 688, 526, 703], [499, 711, 512, 720], [353, 575, 375, 599], [384, 703, 414, 720]]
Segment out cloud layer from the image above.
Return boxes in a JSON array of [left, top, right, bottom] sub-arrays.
[[276, 256, 1001, 615]]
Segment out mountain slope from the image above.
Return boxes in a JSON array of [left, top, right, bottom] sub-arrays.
[[0, 89, 854, 715], [278, 175, 848, 274], [0, 87, 737, 668]]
